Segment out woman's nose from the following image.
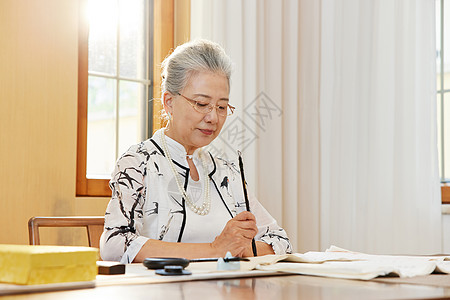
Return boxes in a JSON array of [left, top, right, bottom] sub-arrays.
[[204, 106, 219, 123]]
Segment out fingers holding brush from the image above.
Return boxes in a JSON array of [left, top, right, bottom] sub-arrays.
[[210, 211, 258, 257]]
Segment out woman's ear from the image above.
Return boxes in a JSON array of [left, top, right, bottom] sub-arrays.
[[163, 91, 174, 116]]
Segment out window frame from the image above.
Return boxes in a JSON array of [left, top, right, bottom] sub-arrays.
[[76, 0, 177, 197], [442, 185, 450, 203]]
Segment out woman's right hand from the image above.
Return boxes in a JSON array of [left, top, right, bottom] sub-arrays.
[[210, 211, 258, 257]]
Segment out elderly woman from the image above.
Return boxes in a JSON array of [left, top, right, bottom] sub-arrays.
[[100, 40, 292, 263]]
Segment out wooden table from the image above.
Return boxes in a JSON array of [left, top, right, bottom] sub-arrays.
[[3, 273, 450, 300]]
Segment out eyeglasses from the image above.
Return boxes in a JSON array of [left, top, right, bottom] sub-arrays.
[[178, 93, 235, 116]]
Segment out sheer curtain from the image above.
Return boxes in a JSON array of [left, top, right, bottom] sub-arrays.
[[318, 0, 441, 254], [191, 0, 442, 254]]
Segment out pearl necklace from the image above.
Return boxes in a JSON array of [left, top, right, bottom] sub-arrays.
[[160, 132, 211, 215]]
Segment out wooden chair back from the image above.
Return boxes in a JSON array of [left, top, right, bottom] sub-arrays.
[[28, 216, 105, 248]]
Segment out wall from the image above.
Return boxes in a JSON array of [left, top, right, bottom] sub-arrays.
[[0, 0, 109, 246]]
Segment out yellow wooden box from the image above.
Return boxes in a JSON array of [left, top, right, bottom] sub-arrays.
[[0, 245, 98, 285]]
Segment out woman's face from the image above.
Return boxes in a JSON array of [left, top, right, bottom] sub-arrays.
[[164, 71, 230, 154]]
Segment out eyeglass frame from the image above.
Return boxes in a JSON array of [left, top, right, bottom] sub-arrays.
[[177, 93, 235, 116]]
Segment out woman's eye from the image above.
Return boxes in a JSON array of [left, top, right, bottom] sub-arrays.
[[196, 102, 209, 108], [217, 106, 227, 111]]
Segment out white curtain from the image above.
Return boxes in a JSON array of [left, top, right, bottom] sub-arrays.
[[191, 0, 442, 254]]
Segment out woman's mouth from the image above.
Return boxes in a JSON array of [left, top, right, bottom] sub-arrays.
[[199, 129, 214, 136]]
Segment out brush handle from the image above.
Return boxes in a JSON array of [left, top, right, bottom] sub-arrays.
[[238, 151, 258, 257]]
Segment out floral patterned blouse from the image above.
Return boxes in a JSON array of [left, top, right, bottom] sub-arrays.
[[100, 129, 292, 263]]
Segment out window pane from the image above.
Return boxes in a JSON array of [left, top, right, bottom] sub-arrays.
[[443, 93, 450, 180], [437, 0, 442, 91], [88, 0, 118, 75], [87, 76, 117, 178], [118, 81, 146, 155], [438, 93, 443, 179], [444, 0, 450, 90], [84, 0, 152, 182], [119, 0, 148, 79]]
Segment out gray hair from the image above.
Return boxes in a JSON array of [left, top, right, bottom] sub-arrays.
[[160, 39, 233, 96]]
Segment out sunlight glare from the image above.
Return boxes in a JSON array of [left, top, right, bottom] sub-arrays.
[[88, 0, 118, 34]]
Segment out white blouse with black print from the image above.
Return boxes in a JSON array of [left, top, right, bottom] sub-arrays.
[[100, 129, 292, 263]]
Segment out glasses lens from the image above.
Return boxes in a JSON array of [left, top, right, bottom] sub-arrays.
[[190, 98, 233, 116], [216, 106, 227, 116], [194, 102, 212, 114]]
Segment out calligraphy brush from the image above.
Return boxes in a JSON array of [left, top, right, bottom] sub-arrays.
[[237, 150, 258, 257]]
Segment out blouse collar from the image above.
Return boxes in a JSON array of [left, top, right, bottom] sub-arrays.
[[155, 129, 202, 164]]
